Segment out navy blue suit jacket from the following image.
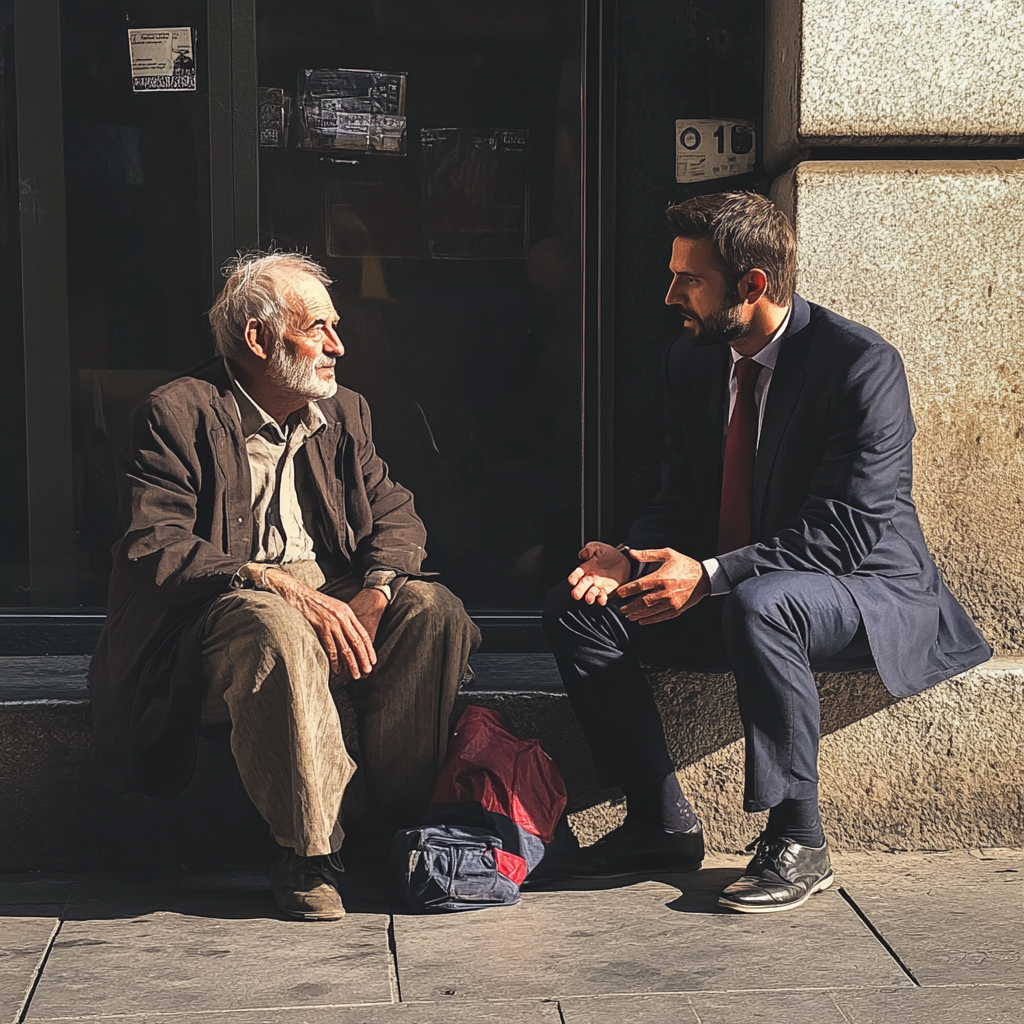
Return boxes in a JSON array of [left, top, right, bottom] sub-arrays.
[[625, 294, 991, 697]]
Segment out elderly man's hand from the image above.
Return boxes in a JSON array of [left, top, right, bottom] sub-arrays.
[[568, 541, 632, 605], [615, 547, 710, 624], [264, 568, 376, 679], [347, 587, 388, 646]]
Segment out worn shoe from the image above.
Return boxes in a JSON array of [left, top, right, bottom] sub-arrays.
[[271, 849, 346, 920], [568, 819, 704, 877], [718, 833, 834, 914]]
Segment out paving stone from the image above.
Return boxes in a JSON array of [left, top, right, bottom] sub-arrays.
[[0, 917, 58, 1024], [835, 850, 1024, 987], [26, 1001, 564, 1023], [393, 869, 911, 1001], [836, 985, 1024, 1023], [25, 906, 395, 1018], [561, 989, 848, 1024]]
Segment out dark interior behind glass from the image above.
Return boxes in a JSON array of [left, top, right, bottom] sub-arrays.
[[256, 0, 583, 608]]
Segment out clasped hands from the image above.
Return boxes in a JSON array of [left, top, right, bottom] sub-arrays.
[[259, 567, 386, 681], [567, 541, 710, 624]]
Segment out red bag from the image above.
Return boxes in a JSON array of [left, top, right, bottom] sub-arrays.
[[425, 705, 574, 885]]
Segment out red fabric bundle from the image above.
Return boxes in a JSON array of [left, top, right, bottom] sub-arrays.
[[430, 705, 567, 845]]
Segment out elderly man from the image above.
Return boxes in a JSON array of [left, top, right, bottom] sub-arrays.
[[89, 252, 479, 920], [544, 192, 990, 912]]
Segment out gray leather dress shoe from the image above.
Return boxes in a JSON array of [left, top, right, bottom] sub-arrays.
[[718, 833, 834, 913], [271, 849, 346, 920], [568, 820, 704, 878]]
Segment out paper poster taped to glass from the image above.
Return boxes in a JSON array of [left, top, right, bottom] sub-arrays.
[[295, 69, 407, 154], [128, 28, 196, 93]]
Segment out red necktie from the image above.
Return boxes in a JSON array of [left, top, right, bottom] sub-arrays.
[[718, 357, 763, 554]]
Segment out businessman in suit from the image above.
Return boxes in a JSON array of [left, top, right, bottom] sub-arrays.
[[543, 192, 990, 913]]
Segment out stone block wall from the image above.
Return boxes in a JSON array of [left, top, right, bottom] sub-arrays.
[[772, 161, 1024, 653], [765, 1, 1024, 657], [766, 0, 1024, 169]]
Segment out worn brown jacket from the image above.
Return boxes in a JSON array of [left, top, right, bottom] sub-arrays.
[[88, 359, 427, 799]]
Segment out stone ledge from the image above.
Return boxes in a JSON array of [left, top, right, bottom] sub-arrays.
[[1, 657, 1019, 869], [459, 658, 1024, 854]]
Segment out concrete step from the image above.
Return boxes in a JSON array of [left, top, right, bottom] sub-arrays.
[[1, 655, 1021, 871]]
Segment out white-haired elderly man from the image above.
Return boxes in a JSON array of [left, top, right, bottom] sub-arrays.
[[89, 252, 480, 920]]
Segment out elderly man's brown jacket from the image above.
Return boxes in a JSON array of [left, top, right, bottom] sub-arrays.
[[89, 359, 428, 799]]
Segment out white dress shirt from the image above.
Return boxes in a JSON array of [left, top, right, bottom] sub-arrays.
[[701, 307, 792, 595]]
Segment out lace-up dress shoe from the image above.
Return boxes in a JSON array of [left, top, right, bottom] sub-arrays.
[[718, 834, 834, 914], [568, 820, 704, 878], [271, 849, 346, 920]]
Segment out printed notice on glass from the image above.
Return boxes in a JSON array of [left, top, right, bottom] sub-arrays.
[[129, 28, 196, 93], [675, 119, 756, 183]]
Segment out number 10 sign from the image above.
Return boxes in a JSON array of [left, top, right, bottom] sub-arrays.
[[675, 119, 756, 184]]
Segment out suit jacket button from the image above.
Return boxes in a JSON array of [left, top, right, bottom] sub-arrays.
[[237, 517, 243, 523]]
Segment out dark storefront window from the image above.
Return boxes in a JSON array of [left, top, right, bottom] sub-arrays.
[[0, 2, 29, 605], [256, 0, 584, 608], [60, 0, 213, 604], [34, 0, 586, 611]]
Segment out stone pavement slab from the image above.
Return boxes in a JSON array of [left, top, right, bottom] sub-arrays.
[[836, 984, 1024, 1024], [0, 917, 59, 1024], [3, 852, 1021, 1023], [835, 849, 1024, 987], [561, 990, 844, 1024], [26, 1001, 563, 1023], [16, 871, 395, 1021], [25, 912, 394, 1020], [393, 865, 910, 1002]]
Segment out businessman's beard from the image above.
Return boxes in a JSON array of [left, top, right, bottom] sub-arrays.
[[678, 287, 753, 347]]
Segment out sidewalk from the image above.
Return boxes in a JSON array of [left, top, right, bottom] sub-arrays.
[[3, 849, 1021, 1024]]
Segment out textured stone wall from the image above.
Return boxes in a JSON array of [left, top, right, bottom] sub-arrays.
[[772, 161, 1024, 654], [766, 0, 1024, 168]]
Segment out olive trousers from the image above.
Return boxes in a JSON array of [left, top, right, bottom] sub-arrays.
[[199, 568, 480, 857]]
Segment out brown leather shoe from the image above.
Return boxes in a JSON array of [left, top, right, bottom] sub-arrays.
[[271, 849, 346, 921]]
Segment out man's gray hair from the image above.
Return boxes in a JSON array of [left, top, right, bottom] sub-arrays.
[[208, 251, 332, 361]]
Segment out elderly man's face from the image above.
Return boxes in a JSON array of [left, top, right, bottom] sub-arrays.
[[265, 273, 343, 400]]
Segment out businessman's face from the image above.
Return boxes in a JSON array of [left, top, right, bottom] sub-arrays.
[[664, 236, 753, 347]]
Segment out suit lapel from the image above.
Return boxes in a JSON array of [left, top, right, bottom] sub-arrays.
[[751, 296, 811, 538]]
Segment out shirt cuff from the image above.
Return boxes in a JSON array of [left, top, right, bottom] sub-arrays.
[[363, 569, 404, 603], [702, 557, 731, 596]]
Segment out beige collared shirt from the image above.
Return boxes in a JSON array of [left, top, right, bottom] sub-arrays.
[[225, 361, 327, 565]]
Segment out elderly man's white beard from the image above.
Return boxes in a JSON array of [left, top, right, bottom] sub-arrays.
[[266, 340, 338, 400]]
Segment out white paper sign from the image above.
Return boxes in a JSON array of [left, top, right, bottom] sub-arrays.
[[675, 119, 756, 184], [129, 28, 196, 93]]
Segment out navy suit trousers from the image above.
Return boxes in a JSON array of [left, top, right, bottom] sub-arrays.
[[543, 572, 874, 813]]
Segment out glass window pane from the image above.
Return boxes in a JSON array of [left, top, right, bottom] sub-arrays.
[[60, 0, 212, 604], [257, 0, 583, 608], [0, 1, 29, 605]]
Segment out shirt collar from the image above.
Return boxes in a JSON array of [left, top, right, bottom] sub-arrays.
[[224, 359, 327, 441], [730, 305, 792, 371]]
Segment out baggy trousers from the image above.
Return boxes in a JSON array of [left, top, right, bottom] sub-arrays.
[[199, 570, 480, 856], [542, 572, 873, 813]]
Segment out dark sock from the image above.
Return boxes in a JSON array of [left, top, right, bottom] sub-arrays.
[[624, 774, 698, 833], [767, 796, 825, 847]]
